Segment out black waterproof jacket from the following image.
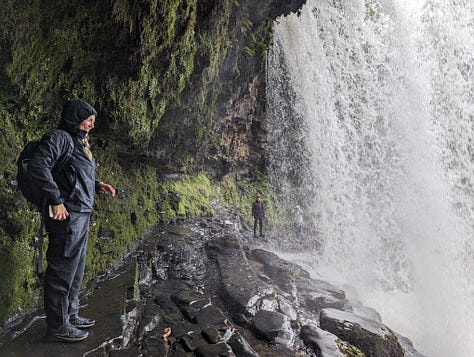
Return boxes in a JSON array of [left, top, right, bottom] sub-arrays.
[[30, 100, 100, 212], [252, 201, 265, 219]]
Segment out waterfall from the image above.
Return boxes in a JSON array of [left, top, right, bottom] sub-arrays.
[[266, 1, 474, 356]]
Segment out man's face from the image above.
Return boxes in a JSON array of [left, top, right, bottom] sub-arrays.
[[79, 115, 96, 133]]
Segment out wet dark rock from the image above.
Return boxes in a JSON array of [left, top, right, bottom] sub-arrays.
[[194, 342, 234, 357], [300, 324, 347, 357], [297, 278, 349, 317], [303, 290, 349, 315], [232, 312, 252, 326], [252, 310, 294, 346], [172, 321, 199, 340], [109, 348, 142, 357], [248, 249, 296, 296], [179, 332, 209, 352], [0, 204, 424, 357], [169, 345, 189, 357], [171, 291, 210, 322], [227, 332, 259, 357], [207, 234, 274, 316], [320, 308, 404, 357], [140, 338, 169, 356], [121, 305, 141, 348], [132, 208, 423, 357], [201, 327, 220, 344], [154, 294, 185, 321], [196, 305, 229, 330]]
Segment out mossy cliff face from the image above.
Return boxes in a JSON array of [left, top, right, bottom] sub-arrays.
[[0, 0, 305, 325]]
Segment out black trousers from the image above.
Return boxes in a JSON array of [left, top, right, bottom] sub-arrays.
[[253, 217, 263, 236], [44, 212, 90, 331]]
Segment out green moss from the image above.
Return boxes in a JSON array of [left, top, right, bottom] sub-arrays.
[[133, 262, 140, 301], [2, 0, 273, 154], [336, 339, 366, 357], [262, 289, 277, 301], [108, 0, 200, 148], [0, 108, 43, 322], [156, 173, 213, 219], [0, 239, 37, 322]]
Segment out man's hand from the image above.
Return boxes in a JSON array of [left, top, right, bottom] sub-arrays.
[[98, 182, 116, 197], [51, 204, 69, 221]]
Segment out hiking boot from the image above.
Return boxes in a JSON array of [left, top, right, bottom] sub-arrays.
[[70, 315, 96, 329], [46, 324, 89, 343]]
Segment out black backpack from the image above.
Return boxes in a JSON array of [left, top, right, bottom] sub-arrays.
[[17, 130, 74, 277], [17, 130, 75, 209]]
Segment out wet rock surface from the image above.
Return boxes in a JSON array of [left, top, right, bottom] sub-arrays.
[[300, 325, 348, 357], [0, 204, 425, 356], [319, 308, 404, 357]]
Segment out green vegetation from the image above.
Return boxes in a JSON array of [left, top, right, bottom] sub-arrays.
[[158, 173, 213, 219], [336, 338, 366, 357], [2, 0, 268, 153], [0, 109, 40, 323]]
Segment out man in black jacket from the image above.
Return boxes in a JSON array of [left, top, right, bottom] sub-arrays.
[[30, 99, 115, 342], [252, 194, 265, 237]]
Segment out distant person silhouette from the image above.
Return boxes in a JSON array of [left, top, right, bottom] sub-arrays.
[[252, 194, 265, 237], [295, 204, 304, 235]]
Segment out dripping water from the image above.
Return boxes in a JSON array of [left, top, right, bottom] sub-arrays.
[[266, 1, 474, 356]]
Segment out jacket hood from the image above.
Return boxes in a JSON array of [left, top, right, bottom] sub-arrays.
[[58, 99, 97, 137]]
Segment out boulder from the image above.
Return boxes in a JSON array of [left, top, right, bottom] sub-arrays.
[[196, 305, 230, 330], [320, 308, 404, 357], [276, 296, 298, 321], [303, 289, 350, 313], [248, 249, 349, 316], [252, 310, 294, 347], [301, 324, 362, 357], [297, 279, 349, 315]]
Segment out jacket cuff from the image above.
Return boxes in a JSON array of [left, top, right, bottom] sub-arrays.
[[48, 196, 64, 206], [95, 179, 102, 192]]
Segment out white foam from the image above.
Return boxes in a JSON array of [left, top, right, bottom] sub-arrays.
[[267, 1, 474, 356]]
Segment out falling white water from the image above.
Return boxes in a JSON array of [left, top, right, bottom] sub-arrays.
[[266, 1, 474, 356]]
